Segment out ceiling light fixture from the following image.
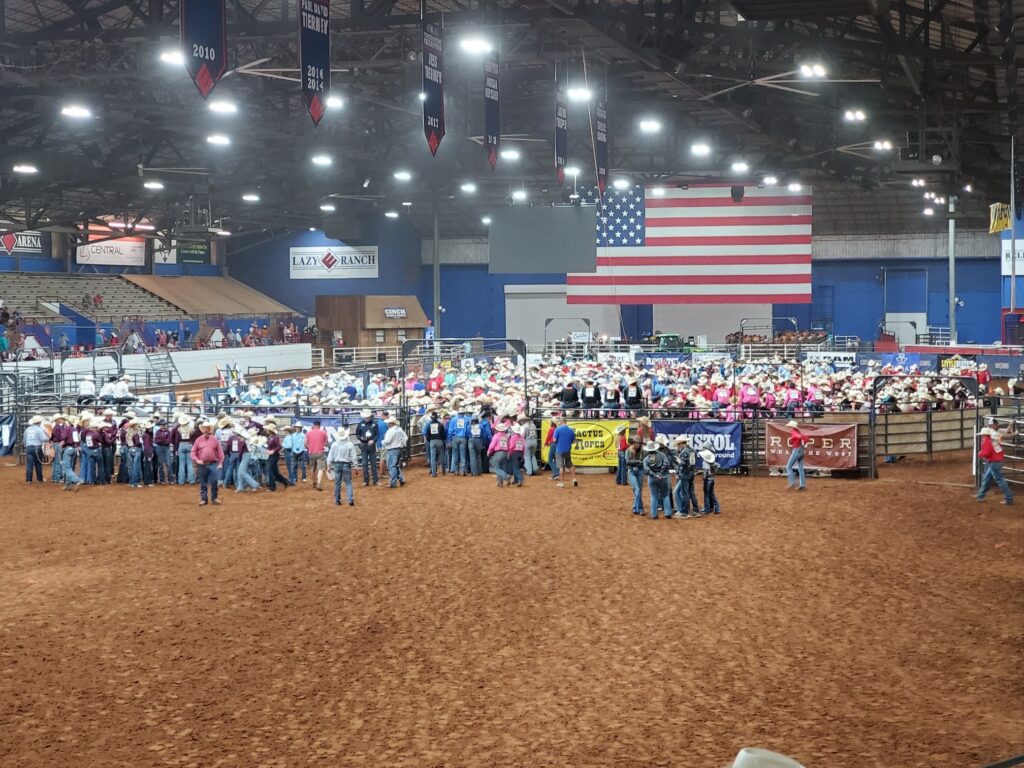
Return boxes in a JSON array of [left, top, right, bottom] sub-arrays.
[[208, 99, 238, 115], [731, 161, 750, 173], [143, 180, 165, 190], [650, 186, 666, 197], [311, 154, 333, 167], [800, 62, 827, 78], [417, 92, 427, 102], [401, 201, 412, 207], [566, 86, 592, 103], [459, 36, 493, 55], [216, 229, 232, 237], [206, 133, 231, 146], [564, 166, 581, 178], [159, 49, 185, 66], [481, 216, 492, 225], [612, 178, 630, 191], [639, 118, 662, 134], [963, 183, 972, 193], [61, 104, 92, 119], [843, 109, 866, 122], [873, 139, 893, 151], [763, 175, 778, 185], [393, 170, 412, 181], [923, 207, 934, 216], [242, 193, 260, 202], [499, 148, 520, 161], [787, 182, 803, 192], [319, 203, 336, 212], [12, 164, 38, 175], [690, 142, 711, 157], [326, 95, 344, 110], [512, 189, 527, 201], [460, 182, 478, 194], [384, 210, 399, 219]]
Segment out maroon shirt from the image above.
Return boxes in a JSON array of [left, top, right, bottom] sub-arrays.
[[50, 423, 67, 444], [266, 434, 282, 455], [100, 423, 117, 447], [82, 428, 101, 450], [154, 427, 172, 446], [61, 425, 81, 448]]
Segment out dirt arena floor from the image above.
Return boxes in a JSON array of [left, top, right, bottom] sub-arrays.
[[1, 454, 1021, 768]]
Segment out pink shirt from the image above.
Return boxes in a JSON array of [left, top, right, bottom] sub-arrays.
[[190, 434, 224, 466], [306, 427, 328, 454]]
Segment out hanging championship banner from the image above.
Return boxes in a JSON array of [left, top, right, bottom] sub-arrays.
[[180, 0, 227, 99], [594, 96, 608, 194], [484, 50, 500, 169], [422, 20, 445, 155], [299, 0, 330, 126], [555, 79, 567, 186]]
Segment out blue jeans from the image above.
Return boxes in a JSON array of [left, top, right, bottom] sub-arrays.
[[674, 475, 701, 515], [616, 451, 627, 485], [386, 448, 404, 487], [647, 476, 670, 518], [509, 451, 523, 485], [360, 444, 378, 484], [547, 444, 559, 479], [84, 446, 102, 484], [786, 448, 806, 488], [25, 445, 44, 482], [297, 451, 308, 480], [469, 438, 485, 475], [978, 461, 1013, 503], [80, 445, 94, 484], [178, 443, 195, 484], [51, 444, 64, 482], [703, 475, 720, 513], [428, 441, 444, 476], [491, 451, 509, 484], [235, 453, 260, 490], [524, 441, 539, 476], [286, 451, 298, 485], [451, 437, 468, 474], [61, 446, 82, 487], [154, 444, 172, 483], [333, 462, 353, 504], [197, 463, 219, 503], [127, 446, 142, 487], [222, 451, 238, 488], [628, 470, 644, 514]]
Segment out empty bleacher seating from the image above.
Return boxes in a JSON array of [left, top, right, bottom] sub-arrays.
[[0, 274, 184, 321]]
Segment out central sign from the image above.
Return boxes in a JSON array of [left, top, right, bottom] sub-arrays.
[[289, 246, 379, 279]]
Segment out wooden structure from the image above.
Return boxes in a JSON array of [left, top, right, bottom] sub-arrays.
[[315, 295, 428, 347]]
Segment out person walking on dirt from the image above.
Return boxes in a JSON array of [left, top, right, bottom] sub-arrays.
[[699, 448, 721, 515], [355, 410, 380, 486], [977, 427, 1013, 506], [785, 419, 808, 491], [552, 416, 578, 489], [327, 428, 358, 506], [381, 415, 407, 488], [624, 434, 646, 516], [190, 420, 224, 506]]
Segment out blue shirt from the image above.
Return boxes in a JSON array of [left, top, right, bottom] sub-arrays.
[[553, 425, 576, 454], [25, 425, 47, 447]]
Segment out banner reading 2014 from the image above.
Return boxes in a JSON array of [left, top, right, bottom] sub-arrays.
[[540, 419, 628, 467], [180, 0, 227, 99], [299, 0, 330, 125]]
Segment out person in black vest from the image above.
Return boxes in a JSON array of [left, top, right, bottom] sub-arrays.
[[623, 377, 645, 415], [579, 378, 602, 417], [354, 409, 380, 486], [422, 411, 447, 477], [559, 380, 581, 415], [602, 380, 621, 414], [672, 435, 701, 518]]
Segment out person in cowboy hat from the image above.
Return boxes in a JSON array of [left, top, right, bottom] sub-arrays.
[[326, 427, 358, 506], [977, 425, 1014, 505], [642, 440, 672, 519], [77, 373, 97, 406], [699, 447, 721, 515], [24, 415, 48, 483], [784, 419, 808, 491], [263, 422, 291, 492], [190, 420, 224, 506], [173, 414, 198, 485], [552, 416, 578, 489], [49, 412, 68, 484], [624, 433, 646, 516], [672, 434, 701, 518], [380, 415, 408, 488], [354, 409, 380, 486]]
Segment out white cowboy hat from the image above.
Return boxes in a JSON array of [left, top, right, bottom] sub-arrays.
[[120, 374, 132, 381], [29, 415, 43, 425], [177, 415, 192, 426], [673, 435, 690, 444], [360, 409, 372, 418], [52, 413, 67, 421], [335, 429, 350, 441], [655, 434, 669, 446], [102, 408, 115, 416], [495, 423, 509, 432], [785, 420, 799, 428], [83, 374, 94, 381], [385, 415, 398, 424], [643, 440, 659, 452], [698, 448, 717, 464], [727, 748, 805, 768], [200, 420, 216, 430]]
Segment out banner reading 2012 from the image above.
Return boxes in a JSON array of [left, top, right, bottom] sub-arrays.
[[180, 0, 227, 99], [299, 0, 330, 125]]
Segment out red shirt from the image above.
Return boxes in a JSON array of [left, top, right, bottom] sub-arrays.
[[788, 429, 808, 449], [190, 434, 224, 466], [306, 427, 328, 454], [979, 436, 1005, 462]]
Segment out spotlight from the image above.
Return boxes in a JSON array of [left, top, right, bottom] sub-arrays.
[[215, 229, 232, 237], [459, 36, 493, 55], [923, 207, 934, 216], [242, 193, 260, 202], [60, 104, 92, 119], [639, 118, 662, 134], [308, 227, 317, 232], [800, 62, 827, 78], [326, 95, 344, 110], [311, 154, 333, 167], [787, 182, 803, 192], [924, 192, 934, 199], [963, 183, 972, 193], [384, 210, 399, 219], [911, 178, 925, 187], [650, 186, 666, 197], [319, 203, 336, 212], [143, 180, 164, 190], [690, 142, 711, 157], [763, 175, 778, 185], [499, 148, 520, 161], [731, 161, 750, 173], [935, 196, 946, 204], [401, 201, 412, 207], [481, 216, 492, 225], [393, 170, 412, 181], [566, 86, 592, 103], [855, 109, 866, 121], [206, 134, 231, 146], [159, 49, 184, 66], [460, 182, 477, 194], [418, 92, 427, 102], [12, 164, 38, 175], [873, 140, 893, 151], [564, 166, 581, 178], [612, 178, 630, 191], [512, 189, 527, 201], [813, 63, 827, 77], [208, 100, 237, 114]]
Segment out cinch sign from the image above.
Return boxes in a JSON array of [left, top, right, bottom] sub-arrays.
[[289, 246, 379, 280], [384, 307, 407, 319]]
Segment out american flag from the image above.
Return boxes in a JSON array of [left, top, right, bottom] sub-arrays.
[[566, 184, 813, 304]]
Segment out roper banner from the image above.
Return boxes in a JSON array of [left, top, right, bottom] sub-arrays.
[[653, 421, 742, 469], [541, 419, 628, 467], [484, 50, 500, 169], [299, 0, 330, 126], [765, 423, 858, 470], [290, 246, 379, 279], [422, 20, 445, 155], [180, 0, 227, 99]]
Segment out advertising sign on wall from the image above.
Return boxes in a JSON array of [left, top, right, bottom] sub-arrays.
[[76, 239, 146, 266], [0, 228, 43, 256], [539, 419, 629, 467], [652, 421, 742, 469], [1001, 238, 1024, 276], [938, 353, 977, 370], [289, 246, 379, 279], [802, 350, 858, 368], [765, 422, 858, 470]]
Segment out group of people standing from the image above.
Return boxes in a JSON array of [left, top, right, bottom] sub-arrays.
[[619, 430, 720, 520]]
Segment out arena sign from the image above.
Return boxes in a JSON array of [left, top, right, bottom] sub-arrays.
[[653, 421, 742, 469], [765, 423, 858, 470], [289, 246, 379, 279], [0, 229, 42, 256], [540, 419, 628, 467]]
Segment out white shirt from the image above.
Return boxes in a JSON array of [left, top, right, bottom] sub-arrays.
[[113, 382, 131, 398], [381, 426, 408, 450], [99, 381, 117, 397], [78, 380, 96, 396]]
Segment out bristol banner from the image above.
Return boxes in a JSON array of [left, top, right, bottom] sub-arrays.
[[653, 421, 742, 469], [422, 21, 445, 155], [540, 419, 629, 467], [180, 0, 227, 99], [289, 246, 379, 279], [765, 422, 858, 470], [484, 50, 500, 169], [299, 0, 330, 125]]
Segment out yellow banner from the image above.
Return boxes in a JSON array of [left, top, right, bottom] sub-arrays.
[[541, 419, 629, 467], [990, 202, 1012, 234]]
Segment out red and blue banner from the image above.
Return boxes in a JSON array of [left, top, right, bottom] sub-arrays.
[[299, 0, 331, 126], [180, 0, 227, 99], [653, 421, 742, 469], [484, 50, 500, 169], [422, 21, 445, 155]]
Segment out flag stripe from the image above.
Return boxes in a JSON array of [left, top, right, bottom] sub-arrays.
[[645, 195, 813, 208], [577, 264, 811, 277], [642, 225, 811, 237], [568, 273, 811, 286], [595, 244, 812, 257], [645, 234, 812, 247], [646, 205, 812, 218], [596, 254, 811, 266], [568, 293, 812, 305], [647, 215, 813, 228], [567, 283, 809, 296]]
